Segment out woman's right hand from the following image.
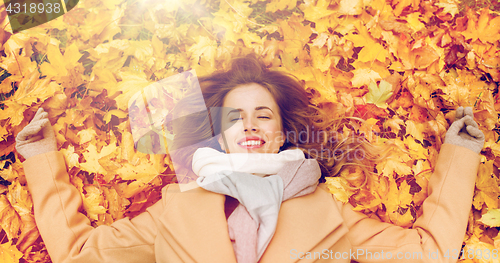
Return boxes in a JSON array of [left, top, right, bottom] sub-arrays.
[[15, 107, 57, 160]]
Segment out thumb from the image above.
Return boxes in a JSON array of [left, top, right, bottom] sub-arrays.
[[466, 125, 485, 140], [463, 115, 479, 129]]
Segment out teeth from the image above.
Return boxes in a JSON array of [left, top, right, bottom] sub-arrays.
[[240, 140, 262, 146]]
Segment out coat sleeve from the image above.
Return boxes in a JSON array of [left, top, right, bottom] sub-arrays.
[[23, 151, 163, 263], [337, 143, 481, 263]]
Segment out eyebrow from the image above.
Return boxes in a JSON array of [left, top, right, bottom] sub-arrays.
[[227, 106, 274, 116]]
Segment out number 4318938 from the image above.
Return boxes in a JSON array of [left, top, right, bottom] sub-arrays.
[[6, 2, 62, 14]]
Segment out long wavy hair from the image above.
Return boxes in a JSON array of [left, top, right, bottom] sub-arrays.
[[170, 54, 387, 185]]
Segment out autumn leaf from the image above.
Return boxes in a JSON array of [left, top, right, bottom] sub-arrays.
[[81, 185, 107, 221], [79, 143, 118, 178], [436, 0, 459, 16], [480, 209, 500, 227], [0, 195, 21, 241], [351, 69, 382, 88], [385, 180, 414, 227], [266, 0, 296, 12], [461, 8, 500, 44], [463, 235, 499, 263], [325, 177, 355, 204], [0, 241, 23, 263], [365, 80, 393, 108]]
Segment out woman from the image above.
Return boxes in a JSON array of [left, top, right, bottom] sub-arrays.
[[16, 55, 484, 263]]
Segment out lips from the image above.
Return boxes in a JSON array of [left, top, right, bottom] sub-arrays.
[[237, 136, 265, 149]]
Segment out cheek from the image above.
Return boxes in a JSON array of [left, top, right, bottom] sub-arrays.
[[221, 122, 241, 140], [263, 123, 283, 142]]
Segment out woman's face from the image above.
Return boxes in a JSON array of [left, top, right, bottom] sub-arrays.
[[218, 83, 284, 154]]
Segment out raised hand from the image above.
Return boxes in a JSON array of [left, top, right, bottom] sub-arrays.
[[15, 108, 57, 160], [443, 106, 485, 154]]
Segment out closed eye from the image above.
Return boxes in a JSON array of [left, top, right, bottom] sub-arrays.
[[258, 116, 270, 119]]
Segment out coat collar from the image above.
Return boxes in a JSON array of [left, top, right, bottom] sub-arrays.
[[158, 179, 346, 263]]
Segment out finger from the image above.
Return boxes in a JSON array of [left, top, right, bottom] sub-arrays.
[[31, 108, 47, 122], [463, 115, 479, 129], [31, 107, 45, 121], [16, 119, 47, 141], [466, 125, 485, 140], [464, 107, 473, 118], [448, 117, 466, 135], [455, 106, 464, 120], [41, 119, 55, 138], [19, 135, 43, 144]]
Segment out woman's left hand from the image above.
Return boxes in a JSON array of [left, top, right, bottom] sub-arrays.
[[443, 106, 485, 154]]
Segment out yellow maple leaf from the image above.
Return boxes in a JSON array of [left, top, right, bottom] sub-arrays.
[[385, 180, 414, 227], [60, 145, 81, 169], [80, 143, 118, 175], [463, 235, 499, 263], [404, 137, 428, 160], [405, 120, 425, 142], [351, 190, 382, 212], [406, 13, 425, 31], [299, 0, 337, 21], [39, 44, 69, 77], [351, 68, 382, 87], [103, 109, 128, 124], [128, 40, 154, 62], [325, 177, 355, 204], [377, 158, 412, 177], [435, 0, 459, 17], [475, 161, 500, 209], [0, 164, 22, 182], [0, 195, 21, 241], [278, 15, 312, 59], [77, 128, 97, 145], [0, 100, 27, 127], [365, 80, 393, 108], [0, 125, 8, 142], [189, 36, 217, 67], [112, 71, 152, 110], [81, 185, 107, 221], [384, 116, 404, 133], [357, 42, 389, 63], [12, 74, 59, 106], [480, 209, 500, 227], [338, 0, 364, 15], [266, 0, 296, 12], [7, 180, 32, 217], [116, 160, 159, 181], [392, 0, 416, 17], [103, 187, 130, 221], [304, 68, 338, 104], [0, 241, 23, 263], [310, 46, 331, 72], [462, 8, 500, 44]]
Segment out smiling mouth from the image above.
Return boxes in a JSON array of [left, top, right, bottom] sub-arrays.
[[239, 140, 264, 146], [237, 138, 266, 149]]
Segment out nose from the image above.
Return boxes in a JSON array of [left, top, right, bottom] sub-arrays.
[[243, 118, 259, 132]]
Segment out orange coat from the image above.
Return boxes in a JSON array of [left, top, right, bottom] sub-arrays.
[[23, 143, 480, 263]]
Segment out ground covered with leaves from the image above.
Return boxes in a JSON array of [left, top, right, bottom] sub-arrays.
[[0, 0, 499, 262]]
